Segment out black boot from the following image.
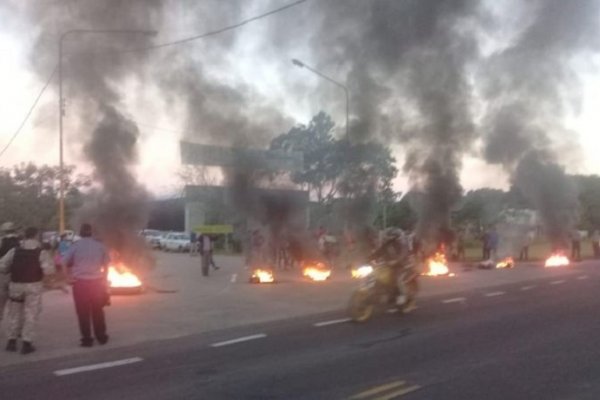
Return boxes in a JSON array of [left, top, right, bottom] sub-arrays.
[[80, 338, 94, 348], [21, 341, 35, 355], [97, 335, 109, 345], [5, 339, 17, 352]]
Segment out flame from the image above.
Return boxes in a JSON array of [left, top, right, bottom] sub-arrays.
[[251, 269, 275, 283], [545, 254, 570, 268], [351, 265, 374, 279], [107, 264, 142, 288], [423, 251, 450, 276], [496, 257, 514, 269], [303, 262, 331, 281]]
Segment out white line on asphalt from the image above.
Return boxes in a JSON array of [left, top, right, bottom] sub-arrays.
[[314, 318, 351, 327], [521, 285, 536, 291], [485, 291, 506, 297], [211, 333, 267, 347], [54, 357, 143, 376], [231, 273, 238, 283], [442, 297, 466, 304], [577, 275, 589, 280], [550, 280, 565, 285]]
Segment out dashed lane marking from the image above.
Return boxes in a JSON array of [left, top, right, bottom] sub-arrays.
[[577, 275, 589, 280], [442, 297, 466, 304], [550, 280, 565, 285], [485, 291, 506, 297], [210, 333, 267, 347], [349, 380, 421, 400], [54, 357, 143, 376], [521, 285, 536, 291], [314, 318, 351, 327]]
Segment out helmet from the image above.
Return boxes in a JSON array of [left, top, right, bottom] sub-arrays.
[[1, 222, 15, 232]]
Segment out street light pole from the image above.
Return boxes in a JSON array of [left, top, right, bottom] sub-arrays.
[[291, 58, 349, 138], [58, 29, 157, 233]]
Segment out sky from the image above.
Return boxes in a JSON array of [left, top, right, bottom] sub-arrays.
[[0, 1, 599, 198]]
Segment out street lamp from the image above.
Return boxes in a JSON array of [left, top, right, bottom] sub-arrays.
[[58, 29, 157, 233], [291, 58, 349, 138]]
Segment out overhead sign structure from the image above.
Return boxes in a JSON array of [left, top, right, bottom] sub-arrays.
[[194, 224, 234, 234], [180, 142, 303, 172]]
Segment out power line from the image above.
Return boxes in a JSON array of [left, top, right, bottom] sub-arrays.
[[119, 0, 307, 53], [0, 66, 57, 160], [1, 0, 307, 158]]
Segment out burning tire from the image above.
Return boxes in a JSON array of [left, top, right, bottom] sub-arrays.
[[348, 290, 374, 323]]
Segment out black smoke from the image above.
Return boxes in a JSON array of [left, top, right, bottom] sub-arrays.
[[481, 0, 600, 246]]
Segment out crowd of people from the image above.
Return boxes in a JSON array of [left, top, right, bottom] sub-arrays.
[[0, 222, 111, 355]]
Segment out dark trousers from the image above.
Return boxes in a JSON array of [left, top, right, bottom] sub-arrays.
[[73, 279, 108, 341], [572, 241, 581, 261], [519, 246, 529, 261]]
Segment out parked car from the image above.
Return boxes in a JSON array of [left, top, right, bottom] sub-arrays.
[[162, 232, 191, 252], [141, 229, 164, 248]]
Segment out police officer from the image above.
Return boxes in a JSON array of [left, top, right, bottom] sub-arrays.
[[0, 222, 20, 330], [1, 226, 53, 354]]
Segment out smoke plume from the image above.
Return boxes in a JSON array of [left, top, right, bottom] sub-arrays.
[[269, 0, 483, 245], [78, 106, 152, 269], [13, 0, 165, 272], [481, 0, 600, 246]]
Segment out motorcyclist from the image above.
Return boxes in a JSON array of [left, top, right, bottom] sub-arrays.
[[369, 228, 419, 312]]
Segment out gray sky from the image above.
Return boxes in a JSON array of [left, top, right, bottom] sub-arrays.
[[0, 0, 599, 197]]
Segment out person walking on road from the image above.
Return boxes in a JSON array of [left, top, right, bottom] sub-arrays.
[[1, 226, 53, 354], [64, 223, 111, 348], [0, 222, 21, 331]]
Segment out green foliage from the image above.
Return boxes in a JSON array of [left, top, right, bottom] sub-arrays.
[[0, 163, 89, 231], [270, 112, 397, 204], [574, 175, 600, 231]]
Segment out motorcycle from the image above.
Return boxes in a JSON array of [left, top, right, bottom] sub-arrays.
[[348, 259, 419, 322]]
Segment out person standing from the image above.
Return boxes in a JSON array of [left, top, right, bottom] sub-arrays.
[[592, 230, 600, 259], [64, 223, 110, 347], [481, 229, 491, 261], [189, 231, 198, 256], [1, 227, 53, 354], [520, 231, 534, 261], [0, 222, 20, 331], [571, 230, 582, 261]]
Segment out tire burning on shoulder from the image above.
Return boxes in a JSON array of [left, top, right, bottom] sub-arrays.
[[249, 268, 275, 284], [302, 261, 331, 282], [544, 253, 570, 268], [107, 260, 144, 294]]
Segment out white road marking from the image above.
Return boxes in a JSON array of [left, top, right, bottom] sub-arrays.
[[442, 297, 466, 304], [485, 291, 506, 297], [550, 280, 565, 285], [211, 333, 267, 347], [314, 318, 351, 327], [521, 285, 536, 291], [230, 273, 238, 283], [577, 275, 589, 280], [54, 357, 143, 376]]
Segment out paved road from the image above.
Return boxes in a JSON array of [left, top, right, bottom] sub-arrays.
[[2, 266, 599, 399]]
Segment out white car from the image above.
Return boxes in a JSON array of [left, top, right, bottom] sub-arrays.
[[141, 229, 164, 248], [162, 232, 191, 252]]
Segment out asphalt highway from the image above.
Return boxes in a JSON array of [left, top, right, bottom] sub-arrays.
[[2, 266, 600, 400]]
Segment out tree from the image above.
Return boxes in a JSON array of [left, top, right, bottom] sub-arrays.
[[0, 163, 89, 230], [574, 175, 600, 231], [270, 112, 398, 205], [453, 189, 506, 229], [270, 111, 340, 203]]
